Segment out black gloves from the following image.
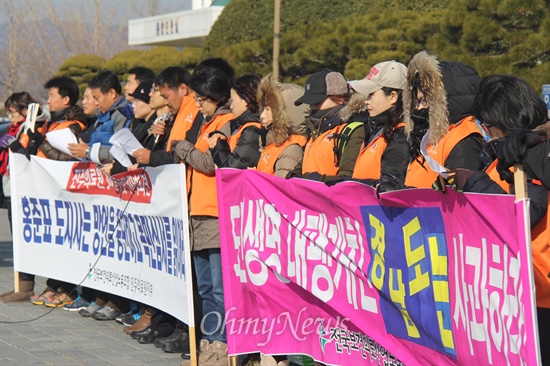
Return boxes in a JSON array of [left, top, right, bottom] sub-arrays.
[[496, 129, 547, 183], [27, 130, 45, 147]]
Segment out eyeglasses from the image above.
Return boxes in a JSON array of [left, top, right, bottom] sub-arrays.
[[415, 98, 428, 109], [6, 110, 19, 118], [479, 120, 493, 128], [150, 87, 160, 93], [194, 96, 209, 105]]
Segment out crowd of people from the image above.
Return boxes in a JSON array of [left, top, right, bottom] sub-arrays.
[[0, 51, 548, 366]]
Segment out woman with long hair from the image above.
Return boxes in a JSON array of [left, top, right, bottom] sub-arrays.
[[0, 91, 47, 303], [256, 76, 308, 178], [349, 61, 410, 192], [208, 74, 262, 169]]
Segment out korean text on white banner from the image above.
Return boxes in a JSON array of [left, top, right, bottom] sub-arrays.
[[9, 152, 193, 324]]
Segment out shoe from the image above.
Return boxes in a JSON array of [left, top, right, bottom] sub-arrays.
[[92, 305, 122, 320], [30, 290, 56, 305], [2, 279, 34, 302], [79, 302, 102, 317], [260, 355, 289, 366], [161, 331, 190, 354], [116, 302, 140, 324], [63, 296, 90, 311], [137, 328, 169, 344], [123, 309, 151, 335], [242, 354, 261, 366], [124, 312, 141, 326], [0, 290, 15, 299], [119, 312, 140, 326], [203, 340, 228, 366], [198, 339, 213, 365], [154, 328, 184, 349], [44, 291, 73, 308], [131, 326, 154, 340]]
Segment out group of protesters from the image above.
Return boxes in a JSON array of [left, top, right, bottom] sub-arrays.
[[0, 51, 549, 366]]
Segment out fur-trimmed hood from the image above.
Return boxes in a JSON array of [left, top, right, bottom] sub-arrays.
[[340, 92, 368, 122], [403, 51, 448, 145], [258, 76, 308, 146], [404, 51, 480, 145]]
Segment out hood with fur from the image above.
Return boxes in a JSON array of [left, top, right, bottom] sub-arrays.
[[258, 76, 308, 146], [404, 51, 480, 145], [340, 92, 368, 122], [404, 51, 448, 145]]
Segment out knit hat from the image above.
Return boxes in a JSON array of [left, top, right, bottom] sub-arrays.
[[349, 61, 407, 96], [129, 79, 154, 104], [294, 69, 348, 106]]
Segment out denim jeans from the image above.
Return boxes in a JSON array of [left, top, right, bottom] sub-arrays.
[[193, 248, 226, 343]]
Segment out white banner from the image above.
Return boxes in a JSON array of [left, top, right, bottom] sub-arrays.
[[9, 152, 194, 325]]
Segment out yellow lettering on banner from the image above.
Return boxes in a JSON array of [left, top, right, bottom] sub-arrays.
[[429, 236, 447, 276], [369, 214, 386, 290], [402, 308, 420, 338], [390, 268, 420, 338], [433, 280, 449, 303], [430, 236, 455, 351], [437, 308, 455, 349], [389, 267, 406, 308], [403, 217, 429, 296]]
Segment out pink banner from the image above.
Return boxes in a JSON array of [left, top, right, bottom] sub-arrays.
[[217, 169, 539, 365]]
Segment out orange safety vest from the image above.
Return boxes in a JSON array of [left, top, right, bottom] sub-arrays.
[[487, 160, 550, 308], [165, 94, 200, 152], [189, 112, 234, 217], [37, 120, 86, 158], [257, 135, 307, 175], [532, 197, 550, 308], [19, 124, 46, 149], [405, 116, 482, 188], [352, 123, 405, 180], [227, 122, 261, 151], [485, 160, 511, 192], [302, 124, 348, 176]]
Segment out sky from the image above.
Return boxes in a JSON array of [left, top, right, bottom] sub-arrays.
[[0, 0, 196, 24]]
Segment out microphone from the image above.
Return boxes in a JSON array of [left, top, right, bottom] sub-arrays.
[[154, 111, 173, 145]]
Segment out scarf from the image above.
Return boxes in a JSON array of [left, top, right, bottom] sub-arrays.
[[409, 108, 430, 159]]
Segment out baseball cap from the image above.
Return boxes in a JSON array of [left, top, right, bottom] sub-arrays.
[[349, 61, 407, 96], [129, 79, 154, 104], [294, 69, 348, 106]]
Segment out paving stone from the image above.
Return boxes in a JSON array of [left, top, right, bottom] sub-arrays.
[[0, 209, 184, 366]]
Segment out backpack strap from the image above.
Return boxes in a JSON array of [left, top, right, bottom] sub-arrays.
[[330, 121, 363, 166]]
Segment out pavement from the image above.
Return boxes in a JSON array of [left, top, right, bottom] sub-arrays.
[[0, 208, 186, 366]]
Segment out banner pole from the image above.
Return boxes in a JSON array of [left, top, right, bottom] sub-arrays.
[[189, 326, 197, 366], [229, 355, 237, 366], [513, 164, 528, 200], [514, 163, 542, 364], [13, 271, 20, 292]]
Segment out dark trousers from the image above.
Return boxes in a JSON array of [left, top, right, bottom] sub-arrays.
[[539, 307, 550, 365]]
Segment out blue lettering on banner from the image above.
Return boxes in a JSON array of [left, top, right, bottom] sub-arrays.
[[21, 197, 53, 244], [55, 200, 92, 251], [361, 205, 456, 358], [19, 197, 186, 280]]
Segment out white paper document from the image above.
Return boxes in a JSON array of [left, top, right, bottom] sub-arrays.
[[109, 144, 133, 168], [109, 128, 143, 155], [46, 128, 78, 156], [108, 128, 143, 167], [90, 143, 102, 165], [24, 103, 40, 133]]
